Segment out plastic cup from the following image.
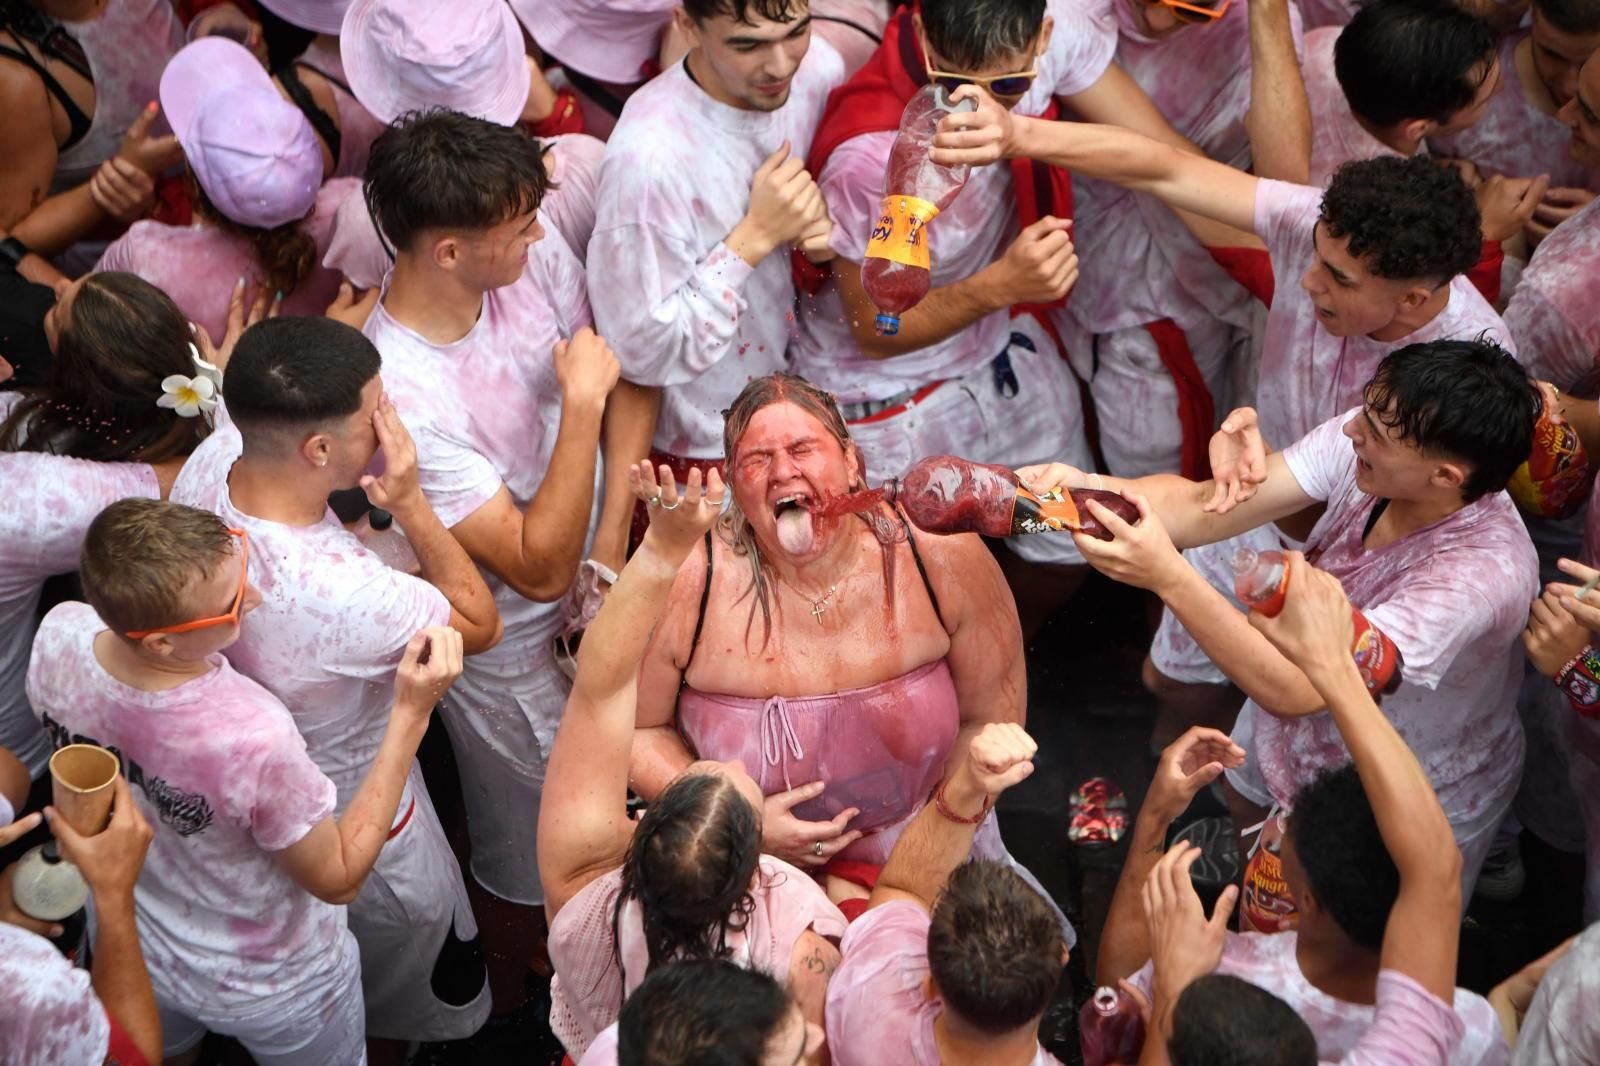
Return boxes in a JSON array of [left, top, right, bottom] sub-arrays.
[[48, 744, 120, 837]]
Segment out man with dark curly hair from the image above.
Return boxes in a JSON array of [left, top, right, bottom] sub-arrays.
[[931, 94, 1524, 767]]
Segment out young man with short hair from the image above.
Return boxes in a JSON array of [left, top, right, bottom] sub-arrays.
[[589, 0, 845, 485], [171, 317, 501, 1049], [1021, 340, 1539, 905], [936, 85, 1528, 745], [27, 498, 461, 1064], [361, 107, 622, 1014], [825, 723, 1064, 1065]]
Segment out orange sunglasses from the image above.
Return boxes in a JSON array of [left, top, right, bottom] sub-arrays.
[[1144, 0, 1233, 24], [125, 529, 250, 639]]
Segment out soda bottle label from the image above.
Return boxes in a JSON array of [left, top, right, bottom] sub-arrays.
[[1508, 386, 1592, 519], [1010, 485, 1084, 535], [1350, 610, 1401, 696], [1240, 814, 1298, 934], [865, 195, 940, 270]]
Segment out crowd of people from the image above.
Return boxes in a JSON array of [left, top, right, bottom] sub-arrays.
[[1, 0, 1599, 1062]]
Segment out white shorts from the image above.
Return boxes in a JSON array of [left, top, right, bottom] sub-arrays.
[[438, 657, 569, 905], [847, 323, 1094, 568], [1085, 319, 1243, 478], [160, 928, 366, 1065], [1149, 527, 1288, 685], [350, 767, 491, 1041]]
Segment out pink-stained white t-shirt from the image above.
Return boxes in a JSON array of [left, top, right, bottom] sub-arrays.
[[577, 1024, 620, 1066], [588, 42, 845, 459], [1303, 28, 1402, 189], [550, 855, 848, 1059], [323, 136, 604, 290], [1513, 920, 1600, 1065], [1251, 179, 1517, 452], [95, 178, 359, 345], [364, 230, 595, 702], [293, 36, 388, 183], [0, 923, 111, 1064], [1066, 0, 1302, 337], [792, 0, 1118, 405], [1233, 410, 1537, 827], [825, 901, 1064, 1066], [0, 449, 158, 777], [1125, 931, 1506, 1065], [1504, 195, 1600, 388], [1431, 33, 1600, 195], [170, 424, 450, 814], [48, 0, 184, 192], [1335, 971, 1470, 1066], [26, 602, 345, 1015]]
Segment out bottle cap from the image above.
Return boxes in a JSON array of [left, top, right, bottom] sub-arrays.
[[1230, 547, 1259, 574], [874, 313, 901, 337]]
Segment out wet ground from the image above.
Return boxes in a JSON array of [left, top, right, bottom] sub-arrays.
[[190, 570, 1584, 1064]]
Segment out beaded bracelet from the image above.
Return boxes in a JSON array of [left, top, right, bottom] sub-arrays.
[[1554, 645, 1600, 717], [931, 779, 993, 824]]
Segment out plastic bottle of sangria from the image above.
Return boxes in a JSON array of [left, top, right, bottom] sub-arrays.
[[861, 84, 975, 336], [883, 455, 1138, 540], [1232, 548, 1403, 697], [1079, 985, 1146, 1066]]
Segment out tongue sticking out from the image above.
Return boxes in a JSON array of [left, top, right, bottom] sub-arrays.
[[776, 507, 816, 555]]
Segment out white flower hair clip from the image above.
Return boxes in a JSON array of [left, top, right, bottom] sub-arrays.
[[157, 374, 218, 419]]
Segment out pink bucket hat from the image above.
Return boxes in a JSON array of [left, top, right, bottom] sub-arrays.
[[505, 0, 674, 84], [159, 38, 323, 230], [341, 0, 532, 126], [256, 0, 351, 35]]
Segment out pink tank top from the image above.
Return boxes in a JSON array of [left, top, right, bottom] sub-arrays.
[[548, 855, 848, 1060]]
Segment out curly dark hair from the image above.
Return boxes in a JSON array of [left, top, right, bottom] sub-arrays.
[[1319, 155, 1483, 285], [613, 773, 763, 989], [927, 861, 1062, 1035], [1288, 765, 1398, 952], [1363, 337, 1538, 500]]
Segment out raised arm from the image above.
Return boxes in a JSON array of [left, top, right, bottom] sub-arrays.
[[360, 397, 501, 654], [540, 464, 726, 919], [450, 328, 620, 602], [932, 89, 1263, 235], [871, 723, 1037, 912], [1245, 0, 1311, 184], [1250, 555, 1462, 999], [274, 628, 463, 904]]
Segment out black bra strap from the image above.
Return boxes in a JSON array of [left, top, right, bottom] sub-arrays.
[[685, 531, 714, 673], [0, 41, 91, 151], [900, 510, 948, 632], [276, 63, 341, 165]]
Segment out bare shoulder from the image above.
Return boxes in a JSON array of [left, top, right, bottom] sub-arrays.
[[904, 522, 1009, 621]]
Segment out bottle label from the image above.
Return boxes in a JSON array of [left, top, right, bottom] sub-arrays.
[[1508, 394, 1592, 520], [1010, 485, 1085, 535], [865, 195, 940, 270], [1240, 813, 1298, 934], [1350, 609, 1401, 696]]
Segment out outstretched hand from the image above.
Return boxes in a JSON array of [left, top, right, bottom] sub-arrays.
[[1144, 841, 1237, 1022], [1144, 727, 1247, 827], [1206, 407, 1268, 514], [633, 462, 725, 561]]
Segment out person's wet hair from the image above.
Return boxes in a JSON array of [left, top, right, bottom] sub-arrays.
[[1168, 975, 1319, 1065], [1289, 765, 1398, 951], [0, 272, 209, 463], [926, 861, 1061, 1035], [683, 0, 804, 24], [1333, 0, 1496, 129], [617, 960, 791, 1066], [614, 773, 762, 982], [1319, 156, 1484, 286], [1362, 338, 1539, 500], [920, 0, 1047, 70], [364, 108, 551, 254], [225, 317, 382, 455]]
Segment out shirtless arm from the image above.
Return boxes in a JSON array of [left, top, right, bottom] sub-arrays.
[[449, 329, 619, 603], [0, 63, 60, 236], [591, 381, 660, 574], [628, 540, 706, 802], [1245, 0, 1312, 185], [924, 531, 1026, 752], [541, 466, 724, 920], [787, 929, 842, 1042]]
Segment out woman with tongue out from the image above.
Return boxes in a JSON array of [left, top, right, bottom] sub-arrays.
[[630, 374, 1058, 925]]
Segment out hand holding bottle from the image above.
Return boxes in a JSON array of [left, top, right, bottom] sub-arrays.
[[1247, 553, 1356, 682]]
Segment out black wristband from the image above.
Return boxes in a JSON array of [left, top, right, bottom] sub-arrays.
[[0, 236, 29, 271]]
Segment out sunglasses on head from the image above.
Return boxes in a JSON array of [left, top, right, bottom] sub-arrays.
[[125, 529, 250, 639], [1143, 0, 1233, 24], [920, 29, 1039, 98]]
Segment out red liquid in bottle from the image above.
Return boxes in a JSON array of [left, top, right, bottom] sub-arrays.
[[1232, 548, 1404, 698], [862, 85, 975, 336], [1079, 986, 1146, 1066], [820, 456, 1138, 540]]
